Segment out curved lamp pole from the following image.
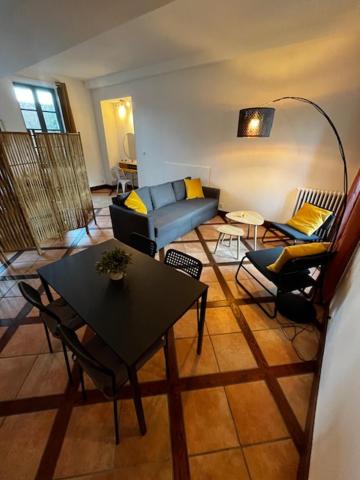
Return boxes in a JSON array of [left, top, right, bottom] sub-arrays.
[[237, 96, 349, 243]]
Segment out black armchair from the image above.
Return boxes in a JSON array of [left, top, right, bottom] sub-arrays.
[[235, 247, 334, 319]]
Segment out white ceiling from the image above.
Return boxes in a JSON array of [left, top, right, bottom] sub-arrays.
[[0, 0, 172, 76], [4, 0, 360, 85]]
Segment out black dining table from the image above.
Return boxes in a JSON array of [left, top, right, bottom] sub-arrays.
[[38, 238, 208, 423]]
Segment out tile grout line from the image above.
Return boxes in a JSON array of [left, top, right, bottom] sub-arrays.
[[0, 208, 320, 478]]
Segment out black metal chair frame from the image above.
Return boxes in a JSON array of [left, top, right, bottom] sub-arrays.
[[56, 324, 169, 444], [129, 232, 157, 258], [18, 281, 75, 383], [235, 249, 334, 319], [262, 212, 335, 245], [164, 248, 203, 339]]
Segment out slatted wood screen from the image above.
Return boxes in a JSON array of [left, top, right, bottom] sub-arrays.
[[0, 132, 94, 255]]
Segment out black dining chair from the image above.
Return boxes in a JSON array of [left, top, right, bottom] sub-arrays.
[[164, 248, 203, 280], [56, 323, 168, 444], [164, 248, 203, 332], [19, 281, 85, 382], [129, 232, 157, 257]]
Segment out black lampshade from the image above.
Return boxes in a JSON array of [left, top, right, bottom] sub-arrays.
[[237, 107, 275, 137]]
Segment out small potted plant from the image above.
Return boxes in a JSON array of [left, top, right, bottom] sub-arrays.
[[95, 247, 131, 281]]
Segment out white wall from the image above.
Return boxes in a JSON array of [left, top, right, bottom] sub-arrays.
[[0, 77, 26, 131], [309, 244, 360, 480], [0, 75, 105, 187], [91, 28, 359, 220]]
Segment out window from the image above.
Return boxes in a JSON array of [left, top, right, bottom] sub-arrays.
[[13, 83, 64, 133]]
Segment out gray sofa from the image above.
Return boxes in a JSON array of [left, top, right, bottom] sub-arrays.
[[109, 178, 220, 249]]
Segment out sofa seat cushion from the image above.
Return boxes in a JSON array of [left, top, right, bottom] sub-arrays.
[[154, 198, 217, 234], [271, 222, 319, 242], [150, 182, 176, 209]]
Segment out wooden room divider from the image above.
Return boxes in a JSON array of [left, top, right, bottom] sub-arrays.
[[0, 131, 95, 256]]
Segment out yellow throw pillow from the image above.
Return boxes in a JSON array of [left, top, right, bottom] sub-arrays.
[[267, 242, 330, 273], [287, 203, 332, 236], [184, 178, 205, 200], [124, 191, 147, 215]]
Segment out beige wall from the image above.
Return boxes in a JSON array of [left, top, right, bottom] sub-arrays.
[[309, 244, 360, 479], [0, 75, 105, 187], [91, 28, 359, 219]]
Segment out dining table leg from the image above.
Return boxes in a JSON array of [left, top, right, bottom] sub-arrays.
[[40, 275, 54, 303], [128, 366, 147, 435], [197, 287, 208, 355]]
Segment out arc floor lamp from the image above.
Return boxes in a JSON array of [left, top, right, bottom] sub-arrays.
[[237, 96, 349, 321]]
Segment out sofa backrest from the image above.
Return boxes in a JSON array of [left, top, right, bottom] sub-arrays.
[[112, 178, 190, 210]]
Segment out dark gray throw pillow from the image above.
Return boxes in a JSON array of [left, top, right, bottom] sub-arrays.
[[150, 182, 176, 209], [172, 179, 186, 201], [136, 187, 154, 212]]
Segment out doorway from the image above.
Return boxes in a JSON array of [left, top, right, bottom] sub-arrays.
[[100, 96, 137, 190]]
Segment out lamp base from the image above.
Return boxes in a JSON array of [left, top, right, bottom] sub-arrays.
[[276, 293, 316, 324]]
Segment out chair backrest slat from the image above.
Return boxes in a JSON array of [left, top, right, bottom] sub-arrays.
[[281, 251, 334, 274], [18, 281, 43, 311], [164, 248, 203, 280], [130, 232, 157, 257]]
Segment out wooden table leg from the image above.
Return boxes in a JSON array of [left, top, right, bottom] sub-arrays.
[[214, 232, 222, 254], [128, 366, 147, 435], [197, 288, 208, 355], [254, 225, 258, 250]]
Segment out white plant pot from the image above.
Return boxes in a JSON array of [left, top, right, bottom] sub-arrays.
[[109, 271, 124, 281]]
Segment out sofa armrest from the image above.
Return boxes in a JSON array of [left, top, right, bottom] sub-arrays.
[[203, 186, 220, 201], [109, 204, 155, 245]]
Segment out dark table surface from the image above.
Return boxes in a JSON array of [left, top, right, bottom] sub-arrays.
[[38, 239, 207, 366]]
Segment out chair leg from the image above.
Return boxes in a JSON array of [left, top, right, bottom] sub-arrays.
[[116, 181, 119, 195], [235, 258, 277, 319], [128, 367, 146, 435], [262, 227, 268, 243], [113, 399, 120, 445], [78, 365, 87, 401], [214, 232, 222, 254], [61, 341, 73, 385], [43, 323, 53, 353]]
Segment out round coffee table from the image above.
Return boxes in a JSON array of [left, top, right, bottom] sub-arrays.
[[226, 210, 264, 250], [214, 224, 244, 259]]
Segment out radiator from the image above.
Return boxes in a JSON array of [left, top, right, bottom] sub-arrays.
[[293, 187, 345, 239]]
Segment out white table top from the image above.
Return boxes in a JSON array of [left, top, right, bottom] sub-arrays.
[[216, 224, 244, 236], [226, 210, 264, 226]]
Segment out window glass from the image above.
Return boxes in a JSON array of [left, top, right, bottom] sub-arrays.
[[36, 89, 55, 112], [43, 112, 60, 131], [14, 86, 36, 110], [13, 83, 64, 133], [22, 110, 41, 130]]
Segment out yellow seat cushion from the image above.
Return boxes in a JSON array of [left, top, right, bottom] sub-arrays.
[[286, 202, 332, 236], [124, 191, 147, 214], [267, 242, 330, 273], [184, 178, 205, 200]]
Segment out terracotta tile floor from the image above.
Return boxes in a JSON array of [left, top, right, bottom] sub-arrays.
[[0, 190, 321, 479]]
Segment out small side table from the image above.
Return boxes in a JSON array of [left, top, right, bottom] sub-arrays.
[[214, 225, 244, 260], [226, 210, 264, 250]]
